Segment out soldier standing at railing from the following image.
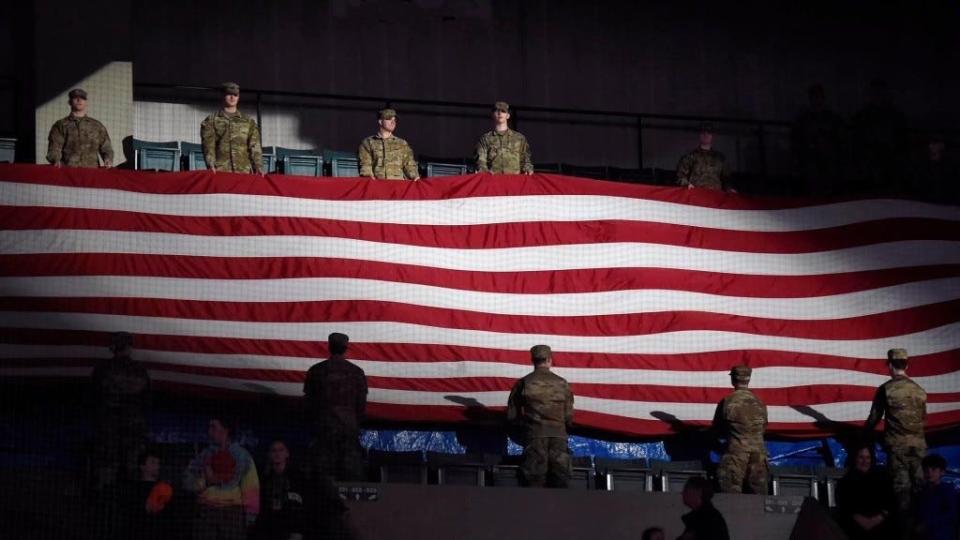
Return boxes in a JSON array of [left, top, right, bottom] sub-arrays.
[[475, 101, 534, 175], [358, 108, 420, 180], [201, 82, 264, 175], [46, 88, 114, 168]]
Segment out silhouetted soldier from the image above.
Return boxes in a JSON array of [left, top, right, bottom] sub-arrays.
[[507, 345, 574, 488], [475, 101, 534, 175], [91, 331, 151, 489], [201, 82, 264, 175], [792, 84, 845, 196], [304, 333, 368, 481], [46, 88, 114, 168], [676, 122, 732, 191], [712, 364, 768, 494]]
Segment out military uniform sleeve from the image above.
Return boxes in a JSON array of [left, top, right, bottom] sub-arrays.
[[564, 382, 574, 427], [720, 154, 732, 189], [98, 123, 114, 165], [402, 143, 419, 180], [358, 139, 374, 177], [865, 385, 886, 432], [519, 134, 533, 174], [506, 379, 523, 424], [46, 121, 65, 164], [357, 369, 368, 421], [475, 136, 489, 172], [200, 117, 217, 169], [711, 398, 726, 436], [247, 119, 263, 173], [676, 154, 692, 186]]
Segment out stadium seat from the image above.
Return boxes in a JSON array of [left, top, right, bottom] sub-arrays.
[[276, 146, 323, 177], [368, 450, 427, 485], [651, 459, 707, 492], [569, 456, 595, 490], [561, 164, 609, 179], [594, 457, 653, 491], [770, 465, 818, 498], [260, 146, 276, 173], [0, 137, 14, 163], [425, 162, 468, 177], [489, 454, 524, 487], [426, 452, 493, 486], [325, 149, 360, 177], [534, 163, 562, 174], [133, 139, 180, 171], [819, 467, 846, 507], [180, 142, 205, 171]]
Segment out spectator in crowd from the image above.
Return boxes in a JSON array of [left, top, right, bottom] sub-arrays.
[[913, 133, 959, 203], [506, 344, 575, 488], [850, 79, 909, 195], [358, 108, 420, 180], [184, 416, 260, 540], [792, 83, 845, 196], [46, 87, 114, 168], [475, 101, 534, 175], [201, 82, 264, 175], [712, 364, 768, 494], [641, 526, 666, 540], [304, 332, 368, 481], [865, 349, 927, 522], [254, 440, 306, 540], [125, 448, 174, 540], [836, 443, 897, 540], [90, 331, 151, 489], [676, 122, 732, 191], [677, 476, 730, 540], [913, 454, 958, 540]]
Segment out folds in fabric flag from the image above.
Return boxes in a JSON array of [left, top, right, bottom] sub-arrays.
[[0, 163, 958, 436]]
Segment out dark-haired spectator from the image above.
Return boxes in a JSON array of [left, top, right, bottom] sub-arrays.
[[184, 417, 260, 540], [836, 444, 897, 540], [642, 526, 666, 540], [913, 454, 958, 540], [676, 123, 732, 192], [792, 84, 845, 196], [91, 331, 151, 489], [849, 79, 909, 195], [677, 476, 730, 540], [125, 449, 174, 540], [254, 440, 306, 540], [865, 348, 927, 519], [304, 332, 368, 481]]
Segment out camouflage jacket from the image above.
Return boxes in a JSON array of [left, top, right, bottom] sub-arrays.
[[358, 134, 419, 180], [303, 355, 368, 431], [200, 110, 263, 173], [475, 129, 533, 174], [46, 115, 113, 168], [90, 355, 151, 415], [507, 367, 574, 440], [713, 388, 768, 453], [676, 148, 731, 190], [866, 375, 927, 450]]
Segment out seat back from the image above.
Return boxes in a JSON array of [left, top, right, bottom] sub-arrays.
[[595, 457, 653, 491], [133, 139, 179, 171], [0, 137, 15, 163], [368, 450, 427, 485], [180, 142, 205, 171], [325, 149, 360, 177], [425, 162, 468, 178]]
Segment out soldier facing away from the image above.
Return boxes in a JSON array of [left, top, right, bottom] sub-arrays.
[[303, 332, 368, 481], [475, 101, 534, 174], [200, 82, 264, 174], [358, 108, 420, 180], [676, 122, 732, 191], [506, 345, 575, 488], [90, 331, 151, 489], [865, 348, 927, 518], [46, 88, 114, 168], [712, 364, 768, 494]]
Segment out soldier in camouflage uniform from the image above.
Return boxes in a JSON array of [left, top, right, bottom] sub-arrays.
[[200, 82, 264, 174], [304, 333, 368, 481], [358, 109, 420, 180], [507, 345, 575, 488], [46, 88, 114, 168], [475, 101, 534, 174], [676, 122, 732, 191], [865, 348, 927, 518], [712, 364, 768, 494], [90, 332, 151, 489]]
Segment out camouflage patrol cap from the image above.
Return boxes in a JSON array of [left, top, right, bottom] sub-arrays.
[[887, 348, 908, 361], [68, 88, 88, 100], [493, 101, 510, 112], [699, 121, 716, 133], [378, 108, 397, 120], [110, 331, 133, 351], [730, 364, 752, 380], [221, 82, 240, 95], [530, 344, 552, 362]]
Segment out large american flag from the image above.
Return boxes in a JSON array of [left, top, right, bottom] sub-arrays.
[[1, 163, 958, 437]]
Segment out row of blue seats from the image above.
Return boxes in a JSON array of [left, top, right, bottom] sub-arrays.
[[132, 139, 470, 178]]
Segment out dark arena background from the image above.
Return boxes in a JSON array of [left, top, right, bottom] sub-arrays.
[[1, 1, 959, 539]]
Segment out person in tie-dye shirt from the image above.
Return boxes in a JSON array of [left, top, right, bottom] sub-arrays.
[[184, 416, 260, 540]]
